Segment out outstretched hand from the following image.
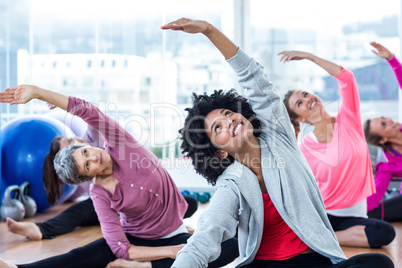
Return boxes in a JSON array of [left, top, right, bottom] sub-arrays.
[[370, 42, 393, 60], [161, 18, 209, 34], [0, 85, 38, 105], [278, 51, 312, 63]]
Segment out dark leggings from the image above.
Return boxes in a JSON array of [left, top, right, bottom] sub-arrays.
[[16, 233, 239, 268], [37, 198, 99, 239], [327, 214, 395, 248], [368, 195, 402, 222], [246, 252, 393, 268], [37, 195, 198, 239]]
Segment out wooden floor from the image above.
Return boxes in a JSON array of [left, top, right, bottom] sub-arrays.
[[1, 201, 402, 267]]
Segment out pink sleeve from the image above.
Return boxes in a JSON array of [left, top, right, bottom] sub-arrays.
[[334, 68, 361, 129], [367, 162, 393, 212], [387, 56, 402, 89], [90, 190, 132, 260], [67, 97, 136, 148]]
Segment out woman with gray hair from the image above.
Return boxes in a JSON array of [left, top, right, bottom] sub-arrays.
[[6, 133, 198, 243], [54, 143, 93, 184], [0, 85, 238, 268]]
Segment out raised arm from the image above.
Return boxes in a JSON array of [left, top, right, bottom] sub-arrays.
[[278, 51, 342, 76], [370, 41, 393, 60], [279, 50, 361, 126], [0, 85, 132, 147], [163, 18, 297, 143], [370, 41, 402, 89], [0, 85, 68, 110], [161, 18, 238, 60]]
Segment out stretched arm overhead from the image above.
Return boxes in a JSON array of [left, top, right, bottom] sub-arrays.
[[279, 50, 361, 129], [163, 18, 296, 142], [161, 18, 238, 60], [0, 85, 68, 110], [370, 41, 402, 88], [278, 50, 342, 76], [370, 41, 394, 60]]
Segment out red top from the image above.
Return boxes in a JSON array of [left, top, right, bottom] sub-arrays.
[[255, 192, 310, 260]]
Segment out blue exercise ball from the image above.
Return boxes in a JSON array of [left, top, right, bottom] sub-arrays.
[[1, 115, 77, 211], [0, 178, 5, 208]]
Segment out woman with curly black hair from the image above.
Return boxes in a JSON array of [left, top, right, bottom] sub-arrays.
[[179, 89, 261, 185], [162, 18, 394, 268]]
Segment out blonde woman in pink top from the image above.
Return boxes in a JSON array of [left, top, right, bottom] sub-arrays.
[[281, 50, 395, 248]]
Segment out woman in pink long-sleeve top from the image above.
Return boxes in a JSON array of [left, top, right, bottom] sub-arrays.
[[281, 49, 395, 249], [365, 42, 402, 222], [0, 85, 238, 268]]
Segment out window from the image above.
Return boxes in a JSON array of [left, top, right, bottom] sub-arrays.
[[0, 0, 233, 155], [249, 0, 400, 123], [0, 0, 400, 156]]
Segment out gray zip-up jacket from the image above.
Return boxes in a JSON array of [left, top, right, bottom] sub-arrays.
[[172, 48, 347, 267]]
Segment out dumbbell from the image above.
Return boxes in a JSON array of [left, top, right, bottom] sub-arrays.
[[197, 192, 211, 204], [182, 190, 211, 204], [181, 190, 197, 201], [181, 190, 190, 196], [1, 185, 26, 221], [189, 192, 200, 201], [20, 182, 37, 217]]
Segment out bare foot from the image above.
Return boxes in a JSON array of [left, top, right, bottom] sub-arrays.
[[6, 217, 43, 240], [106, 259, 151, 268], [0, 259, 17, 268]]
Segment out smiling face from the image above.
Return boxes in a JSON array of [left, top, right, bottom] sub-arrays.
[[71, 146, 113, 178], [204, 108, 254, 156], [288, 90, 323, 123], [369, 116, 401, 144]]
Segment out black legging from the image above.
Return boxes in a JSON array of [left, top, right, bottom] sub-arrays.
[[368, 195, 402, 222], [246, 252, 394, 268], [37, 195, 198, 239], [327, 214, 395, 248], [37, 198, 99, 239], [16, 233, 239, 268]]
